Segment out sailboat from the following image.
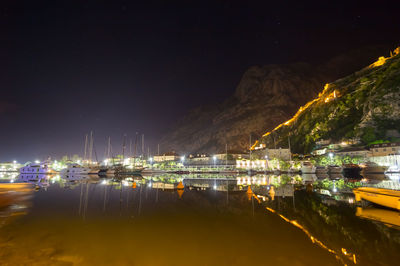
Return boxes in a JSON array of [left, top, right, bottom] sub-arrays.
[[81, 131, 100, 174]]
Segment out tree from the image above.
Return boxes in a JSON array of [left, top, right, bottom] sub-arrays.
[[361, 127, 376, 144]]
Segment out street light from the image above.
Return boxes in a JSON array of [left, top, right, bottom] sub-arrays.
[[213, 155, 217, 168], [329, 152, 334, 165], [181, 156, 185, 167]]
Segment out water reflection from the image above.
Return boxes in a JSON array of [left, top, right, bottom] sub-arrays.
[[0, 172, 400, 265]]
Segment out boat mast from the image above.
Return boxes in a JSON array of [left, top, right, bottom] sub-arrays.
[[288, 135, 292, 162], [129, 138, 132, 157], [83, 134, 88, 163], [249, 134, 252, 170], [225, 143, 228, 167], [107, 136, 111, 158], [88, 131, 93, 164], [122, 134, 127, 160], [134, 132, 138, 158], [141, 134, 145, 158]]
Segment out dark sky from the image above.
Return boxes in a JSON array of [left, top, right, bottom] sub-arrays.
[[1, 0, 400, 162]]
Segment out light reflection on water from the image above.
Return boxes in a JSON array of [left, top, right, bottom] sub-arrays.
[[0, 172, 400, 265]]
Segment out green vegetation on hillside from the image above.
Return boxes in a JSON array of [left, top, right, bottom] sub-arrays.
[[257, 48, 400, 154]]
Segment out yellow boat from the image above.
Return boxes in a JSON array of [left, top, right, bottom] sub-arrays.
[[353, 187, 400, 210], [356, 207, 400, 227]]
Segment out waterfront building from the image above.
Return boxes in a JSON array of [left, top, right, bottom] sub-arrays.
[[370, 142, 400, 157], [336, 147, 371, 157], [153, 153, 180, 162], [0, 161, 21, 171], [214, 151, 248, 160], [236, 159, 267, 169], [189, 154, 210, 162], [265, 148, 291, 161]]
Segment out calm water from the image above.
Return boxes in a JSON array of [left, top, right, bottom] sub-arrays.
[[1, 173, 400, 265]]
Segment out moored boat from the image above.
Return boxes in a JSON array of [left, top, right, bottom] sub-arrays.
[[343, 164, 362, 178], [356, 207, 400, 228], [60, 163, 99, 175], [301, 161, 316, 174], [353, 187, 400, 210], [19, 162, 55, 174], [316, 166, 328, 175], [328, 165, 343, 174], [361, 162, 389, 175]]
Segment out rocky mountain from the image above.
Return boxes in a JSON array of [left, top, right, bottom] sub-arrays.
[[160, 46, 396, 154], [253, 47, 400, 154]]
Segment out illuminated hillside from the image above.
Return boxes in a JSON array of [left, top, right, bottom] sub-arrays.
[[252, 47, 400, 153]]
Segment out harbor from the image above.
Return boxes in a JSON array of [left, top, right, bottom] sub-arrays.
[[1, 171, 400, 265]]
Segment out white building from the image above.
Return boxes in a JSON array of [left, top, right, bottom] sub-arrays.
[[236, 159, 267, 169], [370, 143, 400, 157], [153, 154, 180, 162], [0, 161, 21, 172], [336, 147, 370, 157], [265, 148, 291, 161]]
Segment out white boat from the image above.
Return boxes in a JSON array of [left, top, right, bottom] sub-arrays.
[[301, 161, 316, 174], [361, 162, 389, 175], [353, 187, 400, 210], [316, 166, 328, 175], [356, 207, 400, 228], [328, 165, 343, 174], [19, 162, 55, 174], [301, 174, 317, 183], [60, 164, 99, 175]]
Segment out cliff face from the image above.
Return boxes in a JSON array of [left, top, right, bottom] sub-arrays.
[[255, 47, 400, 154], [160, 46, 395, 154]]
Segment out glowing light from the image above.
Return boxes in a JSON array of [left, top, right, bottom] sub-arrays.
[[370, 56, 387, 68], [35, 160, 40, 164], [265, 207, 357, 264], [251, 82, 345, 150]]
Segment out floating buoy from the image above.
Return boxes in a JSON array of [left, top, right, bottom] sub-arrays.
[[177, 189, 184, 199], [132, 182, 136, 189], [246, 186, 253, 201], [269, 186, 275, 201], [177, 181, 184, 190]]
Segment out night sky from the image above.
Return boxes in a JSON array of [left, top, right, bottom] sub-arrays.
[[1, 0, 399, 162]]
